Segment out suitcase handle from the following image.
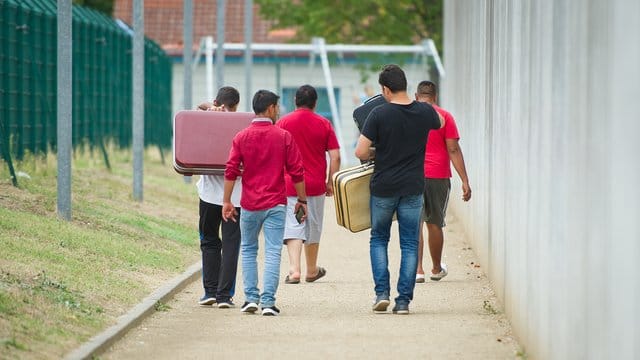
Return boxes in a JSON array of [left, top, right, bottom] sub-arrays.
[[361, 161, 374, 171]]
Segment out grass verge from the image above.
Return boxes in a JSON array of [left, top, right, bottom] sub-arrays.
[[0, 148, 199, 359]]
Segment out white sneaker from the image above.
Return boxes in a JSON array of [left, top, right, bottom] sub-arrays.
[[430, 263, 448, 281], [415, 273, 426, 283]]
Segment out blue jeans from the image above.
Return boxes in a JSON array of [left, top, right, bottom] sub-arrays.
[[369, 194, 423, 305], [240, 205, 285, 307]]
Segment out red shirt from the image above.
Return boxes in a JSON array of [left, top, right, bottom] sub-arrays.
[[276, 108, 340, 196], [225, 118, 304, 211], [424, 105, 460, 178]]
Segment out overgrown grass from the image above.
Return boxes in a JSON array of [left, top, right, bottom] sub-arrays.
[[0, 147, 200, 359]]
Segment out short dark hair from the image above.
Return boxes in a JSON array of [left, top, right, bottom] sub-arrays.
[[417, 81, 437, 97], [295, 85, 318, 109], [378, 64, 407, 93], [252, 90, 279, 114], [214, 86, 240, 108]]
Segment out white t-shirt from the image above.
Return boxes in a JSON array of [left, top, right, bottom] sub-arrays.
[[197, 174, 242, 206]]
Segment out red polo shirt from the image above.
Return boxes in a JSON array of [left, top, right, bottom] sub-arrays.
[[276, 108, 340, 196], [225, 118, 305, 211]]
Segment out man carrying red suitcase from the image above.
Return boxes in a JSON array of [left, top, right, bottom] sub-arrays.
[[196, 87, 242, 308]]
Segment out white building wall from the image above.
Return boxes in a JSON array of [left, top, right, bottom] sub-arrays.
[[172, 61, 434, 166], [443, 1, 640, 359]]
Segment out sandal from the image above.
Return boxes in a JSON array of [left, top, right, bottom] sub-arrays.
[[305, 267, 326, 283], [284, 275, 300, 284]]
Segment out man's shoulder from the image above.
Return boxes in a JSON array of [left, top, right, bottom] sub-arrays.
[[276, 113, 293, 127], [432, 104, 453, 119], [277, 109, 311, 126]]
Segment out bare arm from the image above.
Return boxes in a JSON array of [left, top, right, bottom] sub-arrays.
[[222, 179, 238, 222], [446, 138, 471, 201], [325, 148, 341, 196], [355, 135, 374, 161]]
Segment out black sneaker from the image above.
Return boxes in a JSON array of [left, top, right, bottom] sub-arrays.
[[198, 295, 216, 306], [392, 303, 409, 315], [261, 305, 280, 316], [372, 294, 390, 313], [217, 299, 235, 309], [240, 301, 258, 314]]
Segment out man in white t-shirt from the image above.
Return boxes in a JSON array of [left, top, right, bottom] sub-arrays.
[[196, 87, 243, 308]]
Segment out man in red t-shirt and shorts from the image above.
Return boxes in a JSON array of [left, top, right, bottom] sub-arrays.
[[415, 81, 472, 283], [276, 85, 341, 284]]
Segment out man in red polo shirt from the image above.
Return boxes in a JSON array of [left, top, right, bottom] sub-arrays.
[[223, 90, 308, 316], [276, 85, 341, 284], [414, 81, 472, 284]]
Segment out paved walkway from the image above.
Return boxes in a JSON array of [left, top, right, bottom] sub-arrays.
[[104, 200, 520, 359]]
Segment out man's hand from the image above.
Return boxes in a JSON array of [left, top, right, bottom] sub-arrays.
[[294, 202, 308, 223], [462, 182, 471, 202], [222, 202, 238, 222], [325, 181, 334, 196], [207, 104, 226, 112], [197, 102, 213, 111]]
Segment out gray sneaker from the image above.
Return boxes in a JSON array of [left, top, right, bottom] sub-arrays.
[[217, 299, 235, 309], [198, 295, 216, 306], [392, 303, 409, 315], [372, 294, 390, 313]]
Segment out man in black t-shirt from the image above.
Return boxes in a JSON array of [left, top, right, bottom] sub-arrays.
[[355, 64, 442, 315]]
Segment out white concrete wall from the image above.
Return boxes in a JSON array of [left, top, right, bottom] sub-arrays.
[[443, 1, 640, 359], [172, 61, 434, 166]]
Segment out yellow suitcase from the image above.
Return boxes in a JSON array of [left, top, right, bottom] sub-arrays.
[[332, 163, 374, 232]]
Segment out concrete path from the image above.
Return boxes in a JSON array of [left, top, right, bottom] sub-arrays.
[[104, 200, 521, 359]]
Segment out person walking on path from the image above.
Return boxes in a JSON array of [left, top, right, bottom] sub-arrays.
[[222, 90, 308, 316], [276, 85, 341, 285], [414, 81, 472, 284], [355, 65, 443, 315], [195, 86, 242, 308]]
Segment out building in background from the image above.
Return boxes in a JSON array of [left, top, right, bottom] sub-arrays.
[[113, 0, 434, 164]]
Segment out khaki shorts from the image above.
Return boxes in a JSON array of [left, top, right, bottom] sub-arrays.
[[423, 178, 451, 228], [283, 195, 325, 244]]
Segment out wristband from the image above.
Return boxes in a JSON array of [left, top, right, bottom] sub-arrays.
[[297, 199, 307, 204]]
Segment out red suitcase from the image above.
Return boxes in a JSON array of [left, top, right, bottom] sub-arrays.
[[173, 110, 255, 175]]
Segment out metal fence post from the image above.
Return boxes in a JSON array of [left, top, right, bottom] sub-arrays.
[[244, 0, 252, 112], [215, 0, 225, 91], [132, 0, 144, 201], [57, 0, 72, 220]]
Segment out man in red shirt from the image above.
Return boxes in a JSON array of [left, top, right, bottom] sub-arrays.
[[415, 81, 472, 283], [276, 85, 341, 284], [223, 90, 308, 316]]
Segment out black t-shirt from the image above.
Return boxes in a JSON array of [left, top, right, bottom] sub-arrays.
[[361, 101, 440, 197]]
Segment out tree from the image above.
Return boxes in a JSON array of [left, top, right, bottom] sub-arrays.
[[255, 0, 442, 50], [73, 0, 114, 16]]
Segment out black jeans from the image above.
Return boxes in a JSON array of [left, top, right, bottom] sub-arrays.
[[199, 199, 241, 301]]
